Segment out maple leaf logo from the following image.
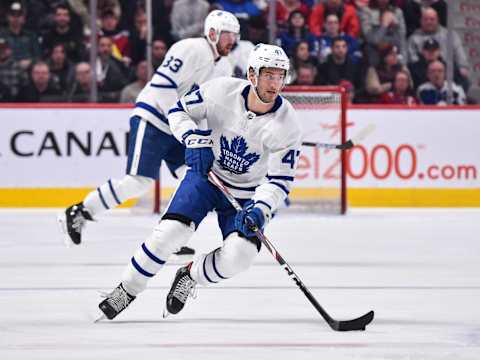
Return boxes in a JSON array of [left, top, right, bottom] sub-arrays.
[[218, 135, 260, 175]]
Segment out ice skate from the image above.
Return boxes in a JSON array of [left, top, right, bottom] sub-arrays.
[[58, 202, 93, 246], [97, 283, 136, 321], [163, 263, 197, 317]]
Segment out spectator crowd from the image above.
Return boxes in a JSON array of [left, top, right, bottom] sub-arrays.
[[0, 0, 473, 105]]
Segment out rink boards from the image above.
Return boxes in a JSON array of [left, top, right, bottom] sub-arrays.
[[0, 104, 479, 207]]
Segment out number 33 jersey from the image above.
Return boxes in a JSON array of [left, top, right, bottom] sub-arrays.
[[168, 77, 303, 213], [132, 38, 233, 135]]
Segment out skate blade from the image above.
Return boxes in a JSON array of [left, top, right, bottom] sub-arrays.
[[94, 314, 107, 323], [56, 213, 73, 248], [162, 307, 171, 319]]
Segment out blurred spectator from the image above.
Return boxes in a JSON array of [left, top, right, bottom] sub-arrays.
[[0, 2, 41, 69], [41, 4, 85, 63], [46, 43, 75, 96], [317, 37, 362, 89], [215, 0, 262, 40], [365, 44, 409, 100], [291, 40, 318, 69], [96, 36, 128, 102], [99, 8, 130, 63], [120, 60, 148, 103], [152, 38, 168, 69], [67, 62, 92, 102], [362, 0, 406, 37], [364, 2, 407, 66], [129, 7, 148, 65], [318, 14, 361, 64], [276, 11, 318, 58], [407, 7, 469, 78], [0, 36, 27, 99], [417, 60, 466, 105], [292, 62, 317, 85], [401, 0, 447, 37], [0, 80, 12, 101], [379, 69, 418, 104], [170, 0, 210, 41], [309, 0, 360, 38], [408, 38, 469, 92], [227, 39, 255, 78], [16, 61, 63, 102], [275, 0, 310, 30], [244, 15, 268, 45]]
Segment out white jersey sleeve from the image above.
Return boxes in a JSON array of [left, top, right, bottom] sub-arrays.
[[168, 84, 210, 142]]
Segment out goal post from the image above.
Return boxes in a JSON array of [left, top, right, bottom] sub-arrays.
[[280, 85, 347, 214]]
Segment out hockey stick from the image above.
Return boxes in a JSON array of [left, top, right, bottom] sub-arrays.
[[208, 171, 374, 331], [302, 139, 353, 150], [302, 123, 376, 151]]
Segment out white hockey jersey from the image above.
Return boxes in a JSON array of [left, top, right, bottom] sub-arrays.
[[132, 37, 233, 134], [168, 77, 303, 212]]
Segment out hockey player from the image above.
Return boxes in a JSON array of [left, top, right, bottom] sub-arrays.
[[96, 44, 302, 321], [58, 11, 240, 259]]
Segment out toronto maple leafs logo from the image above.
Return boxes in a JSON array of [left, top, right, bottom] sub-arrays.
[[218, 135, 260, 175]]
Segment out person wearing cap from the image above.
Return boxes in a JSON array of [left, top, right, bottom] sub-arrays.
[[0, 36, 27, 99], [408, 38, 470, 92], [0, 2, 41, 69], [417, 60, 466, 105], [407, 7, 469, 78]]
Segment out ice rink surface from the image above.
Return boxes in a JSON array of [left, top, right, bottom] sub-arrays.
[[0, 208, 479, 360]]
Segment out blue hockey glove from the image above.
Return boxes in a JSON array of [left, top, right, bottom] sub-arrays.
[[183, 129, 214, 176], [235, 200, 267, 238]]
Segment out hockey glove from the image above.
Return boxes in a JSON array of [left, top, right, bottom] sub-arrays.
[[235, 200, 268, 238], [183, 129, 214, 176]]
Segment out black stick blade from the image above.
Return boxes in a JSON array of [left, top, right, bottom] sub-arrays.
[[331, 310, 374, 331], [337, 139, 354, 150]]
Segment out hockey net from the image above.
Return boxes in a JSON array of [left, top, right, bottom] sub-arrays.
[[134, 86, 347, 215]]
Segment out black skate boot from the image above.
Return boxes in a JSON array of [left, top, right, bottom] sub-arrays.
[[164, 263, 197, 317], [58, 202, 93, 246], [98, 283, 136, 320]]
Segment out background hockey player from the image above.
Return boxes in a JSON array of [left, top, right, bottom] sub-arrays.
[[97, 43, 303, 321], [58, 11, 240, 259]]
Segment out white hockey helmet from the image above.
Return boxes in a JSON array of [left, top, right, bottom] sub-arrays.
[[247, 43, 290, 80], [204, 10, 240, 45]]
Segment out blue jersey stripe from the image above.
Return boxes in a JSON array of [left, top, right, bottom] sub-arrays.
[[131, 257, 154, 277], [212, 249, 228, 280], [270, 181, 290, 195], [135, 102, 169, 124], [203, 255, 217, 283], [97, 188, 109, 209], [168, 100, 185, 115], [150, 71, 178, 89], [141, 243, 166, 265], [108, 179, 121, 205], [221, 178, 258, 192]]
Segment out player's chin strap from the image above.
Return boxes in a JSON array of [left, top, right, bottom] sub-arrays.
[[205, 35, 220, 60]]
